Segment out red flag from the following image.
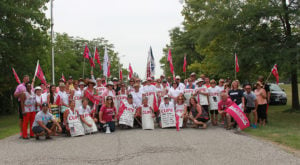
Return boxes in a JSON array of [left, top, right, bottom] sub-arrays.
[[129, 63, 133, 79], [235, 53, 239, 73], [168, 49, 175, 80], [175, 114, 180, 131], [117, 100, 126, 120], [119, 68, 123, 80], [55, 95, 61, 105], [94, 47, 101, 70], [61, 73, 66, 82], [107, 60, 111, 77], [183, 54, 187, 72], [271, 64, 279, 84], [12, 68, 21, 84], [83, 45, 90, 59], [36, 64, 47, 85]]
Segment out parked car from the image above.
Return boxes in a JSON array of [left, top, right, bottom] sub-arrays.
[[269, 83, 287, 105]]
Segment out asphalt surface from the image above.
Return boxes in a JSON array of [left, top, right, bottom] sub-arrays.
[[0, 126, 299, 165]]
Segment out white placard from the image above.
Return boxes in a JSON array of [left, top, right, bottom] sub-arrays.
[[142, 106, 154, 130]]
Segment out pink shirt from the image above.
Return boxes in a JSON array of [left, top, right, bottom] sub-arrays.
[[218, 98, 234, 111], [100, 105, 116, 122], [254, 89, 267, 105], [14, 83, 26, 101]]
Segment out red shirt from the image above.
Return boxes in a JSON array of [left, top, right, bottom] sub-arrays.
[[100, 105, 116, 122], [218, 98, 234, 111]]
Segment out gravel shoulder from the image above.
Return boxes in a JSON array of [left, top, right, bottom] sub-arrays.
[[1, 127, 299, 165]]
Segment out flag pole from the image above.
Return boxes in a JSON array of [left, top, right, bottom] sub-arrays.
[[265, 70, 273, 84], [83, 58, 85, 78], [50, 0, 55, 85], [234, 53, 237, 80], [33, 60, 39, 82]]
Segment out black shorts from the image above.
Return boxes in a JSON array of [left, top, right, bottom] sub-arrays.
[[210, 110, 218, 115], [18, 101, 23, 119], [32, 123, 53, 134], [99, 121, 115, 132], [257, 104, 267, 120], [196, 118, 208, 123], [201, 105, 209, 114], [245, 107, 255, 114]]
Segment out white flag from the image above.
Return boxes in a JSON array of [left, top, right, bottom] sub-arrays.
[[103, 47, 109, 77]]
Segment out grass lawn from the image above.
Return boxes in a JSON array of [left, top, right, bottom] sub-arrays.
[[0, 114, 20, 139], [244, 84, 300, 150]]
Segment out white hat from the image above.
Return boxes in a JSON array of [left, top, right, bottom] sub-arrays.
[[79, 82, 85, 86], [34, 86, 42, 91], [175, 75, 181, 79], [163, 95, 169, 99], [197, 78, 204, 82], [191, 72, 196, 76], [106, 81, 114, 86]]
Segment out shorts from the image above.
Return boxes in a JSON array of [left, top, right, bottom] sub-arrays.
[[18, 101, 23, 119], [245, 107, 255, 114], [32, 122, 53, 134], [201, 105, 209, 114], [257, 104, 267, 120], [196, 118, 208, 123], [210, 110, 218, 115]]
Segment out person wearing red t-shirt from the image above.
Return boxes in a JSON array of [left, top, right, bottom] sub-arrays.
[[218, 92, 234, 130], [99, 96, 116, 132]]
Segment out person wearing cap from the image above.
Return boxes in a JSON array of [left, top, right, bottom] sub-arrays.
[[158, 95, 175, 128], [57, 82, 69, 115], [131, 83, 143, 108], [254, 81, 267, 127], [175, 75, 185, 91], [112, 77, 120, 94], [34, 86, 47, 113], [32, 103, 62, 140], [190, 72, 197, 85], [142, 77, 156, 93], [127, 78, 135, 93], [118, 94, 139, 128], [168, 82, 183, 103], [20, 82, 36, 139], [194, 78, 210, 116], [68, 76, 74, 90], [84, 80, 97, 107], [102, 81, 116, 102], [208, 79, 222, 126]]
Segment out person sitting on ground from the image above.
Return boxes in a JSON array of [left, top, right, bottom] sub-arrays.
[[188, 97, 208, 129], [218, 92, 234, 130], [32, 103, 62, 140], [99, 96, 116, 133]]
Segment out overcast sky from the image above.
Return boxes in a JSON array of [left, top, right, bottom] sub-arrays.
[[46, 0, 183, 79]]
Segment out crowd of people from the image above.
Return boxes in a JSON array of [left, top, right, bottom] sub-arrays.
[[14, 71, 270, 140]]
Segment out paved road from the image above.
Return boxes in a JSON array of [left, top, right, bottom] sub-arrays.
[[1, 127, 299, 165]]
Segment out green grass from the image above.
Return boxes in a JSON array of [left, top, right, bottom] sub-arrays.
[[0, 114, 20, 139], [244, 84, 300, 150]]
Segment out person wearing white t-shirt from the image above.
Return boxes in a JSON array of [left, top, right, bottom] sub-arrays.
[[194, 78, 209, 115], [217, 79, 225, 91], [168, 82, 183, 103], [175, 75, 186, 91], [79, 99, 97, 127], [208, 79, 222, 125], [131, 83, 143, 107]]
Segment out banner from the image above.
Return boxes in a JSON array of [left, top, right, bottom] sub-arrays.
[[116, 95, 127, 112], [225, 103, 250, 130], [81, 114, 97, 134], [175, 106, 184, 128], [160, 106, 176, 128], [119, 102, 136, 127], [141, 106, 154, 130], [12, 68, 21, 84], [67, 111, 85, 137], [271, 64, 279, 84], [183, 89, 194, 105], [143, 92, 158, 112]]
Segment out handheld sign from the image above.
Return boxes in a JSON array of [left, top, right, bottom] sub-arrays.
[[159, 103, 176, 128], [119, 101, 136, 127], [225, 103, 250, 130], [141, 106, 154, 130], [81, 114, 97, 134], [67, 110, 85, 137]]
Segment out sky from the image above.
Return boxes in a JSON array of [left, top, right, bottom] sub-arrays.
[[45, 0, 184, 79]]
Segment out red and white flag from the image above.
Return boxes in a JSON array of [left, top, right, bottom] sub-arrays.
[[235, 53, 239, 73], [55, 95, 61, 105], [107, 60, 111, 78], [94, 47, 101, 70], [271, 64, 279, 84], [129, 63, 133, 79], [12, 68, 21, 84], [119, 67, 123, 81], [61, 73, 66, 82], [35, 61, 47, 85], [168, 49, 175, 80], [83, 45, 90, 59], [183, 54, 187, 72]]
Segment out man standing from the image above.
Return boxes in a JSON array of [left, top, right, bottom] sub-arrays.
[[14, 75, 30, 137], [244, 84, 258, 128], [175, 75, 185, 91], [194, 78, 209, 115], [68, 76, 74, 90]]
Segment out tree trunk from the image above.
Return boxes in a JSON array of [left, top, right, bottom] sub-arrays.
[[282, 0, 300, 110]]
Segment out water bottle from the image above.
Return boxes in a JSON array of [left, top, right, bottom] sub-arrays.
[[105, 124, 111, 134]]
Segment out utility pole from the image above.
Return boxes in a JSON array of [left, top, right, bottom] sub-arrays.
[[50, 0, 55, 85]]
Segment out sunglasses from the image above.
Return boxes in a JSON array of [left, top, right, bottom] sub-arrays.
[[245, 88, 251, 90]]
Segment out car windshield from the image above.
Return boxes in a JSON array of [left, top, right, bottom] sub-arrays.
[[270, 84, 282, 91]]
